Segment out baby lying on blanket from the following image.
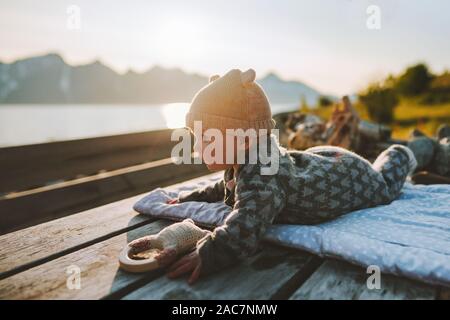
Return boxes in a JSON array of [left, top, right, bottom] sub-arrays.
[[131, 68, 418, 284]]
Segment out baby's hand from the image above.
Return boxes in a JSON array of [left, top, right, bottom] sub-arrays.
[[167, 250, 202, 285], [166, 198, 179, 204], [154, 247, 178, 267]]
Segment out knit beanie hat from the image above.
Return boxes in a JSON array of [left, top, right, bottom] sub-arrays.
[[185, 69, 275, 134]]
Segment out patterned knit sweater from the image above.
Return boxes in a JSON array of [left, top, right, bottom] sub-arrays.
[[178, 135, 411, 276]]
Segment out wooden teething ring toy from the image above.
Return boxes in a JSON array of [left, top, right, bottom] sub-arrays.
[[118, 219, 209, 273], [119, 245, 161, 273]]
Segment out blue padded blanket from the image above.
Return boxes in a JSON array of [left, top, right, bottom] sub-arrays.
[[134, 174, 450, 287]]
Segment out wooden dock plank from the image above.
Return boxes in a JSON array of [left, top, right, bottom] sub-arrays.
[[0, 129, 178, 194], [0, 220, 172, 299], [0, 173, 217, 279], [0, 160, 208, 234], [289, 260, 437, 300], [123, 245, 322, 300], [0, 194, 149, 279]]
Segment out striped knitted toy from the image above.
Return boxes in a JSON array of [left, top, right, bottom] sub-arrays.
[[119, 219, 209, 273]]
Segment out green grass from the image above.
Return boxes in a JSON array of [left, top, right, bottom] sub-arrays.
[[392, 98, 450, 139], [394, 98, 450, 122]]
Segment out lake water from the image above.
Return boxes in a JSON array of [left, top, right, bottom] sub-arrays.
[[0, 103, 297, 147]]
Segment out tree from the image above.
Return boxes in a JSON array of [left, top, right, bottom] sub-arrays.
[[420, 72, 450, 104], [395, 63, 433, 96], [318, 95, 333, 107], [359, 84, 399, 124]]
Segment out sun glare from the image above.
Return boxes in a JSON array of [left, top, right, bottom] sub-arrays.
[[161, 103, 190, 129], [154, 18, 205, 58]]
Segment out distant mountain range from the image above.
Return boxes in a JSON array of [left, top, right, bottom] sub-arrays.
[[0, 53, 333, 105]]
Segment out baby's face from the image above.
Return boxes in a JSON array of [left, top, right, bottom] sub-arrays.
[[193, 129, 239, 171]]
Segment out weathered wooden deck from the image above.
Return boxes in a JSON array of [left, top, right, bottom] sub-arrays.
[[0, 129, 208, 234], [0, 173, 448, 300], [1, 129, 448, 300]]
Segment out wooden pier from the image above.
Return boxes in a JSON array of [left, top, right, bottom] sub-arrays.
[[0, 130, 448, 300]]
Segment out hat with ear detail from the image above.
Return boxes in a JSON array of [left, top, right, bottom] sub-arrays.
[[186, 68, 275, 133], [209, 74, 220, 82], [241, 69, 256, 85]]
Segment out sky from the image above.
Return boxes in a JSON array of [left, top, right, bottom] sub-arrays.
[[1, 0, 449, 96]]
